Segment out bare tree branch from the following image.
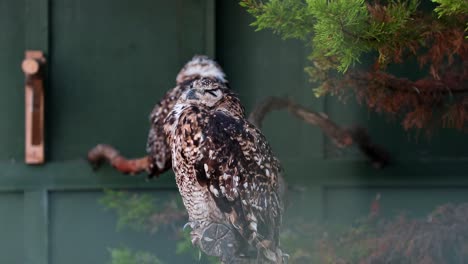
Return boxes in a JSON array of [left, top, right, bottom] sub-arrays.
[[88, 97, 391, 174], [249, 96, 391, 168], [87, 144, 150, 175], [249, 97, 353, 147]]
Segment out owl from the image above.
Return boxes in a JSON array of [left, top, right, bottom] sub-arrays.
[[164, 78, 285, 263], [146, 55, 227, 177]]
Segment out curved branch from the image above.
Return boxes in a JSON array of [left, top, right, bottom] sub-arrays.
[[249, 97, 353, 147], [87, 144, 150, 175], [87, 97, 391, 175], [248, 96, 391, 168]]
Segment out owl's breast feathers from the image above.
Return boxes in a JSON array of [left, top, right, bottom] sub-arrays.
[[165, 105, 283, 253]]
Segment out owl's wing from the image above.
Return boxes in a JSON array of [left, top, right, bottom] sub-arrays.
[[146, 85, 187, 176], [195, 111, 283, 248]]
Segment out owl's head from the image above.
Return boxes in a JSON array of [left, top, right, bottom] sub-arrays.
[[176, 55, 226, 84], [181, 78, 226, 107], [179, 78, 244, 116]]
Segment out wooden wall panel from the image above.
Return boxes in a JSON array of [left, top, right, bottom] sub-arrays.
[[0, 0, 26, 160], [49, 191, 191, 264], [0, 192, 24, 264]]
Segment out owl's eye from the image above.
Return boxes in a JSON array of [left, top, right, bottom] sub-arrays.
[[206, 89, 218, 97]]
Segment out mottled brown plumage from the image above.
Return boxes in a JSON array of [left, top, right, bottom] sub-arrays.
[[146, 55, 227, 177], [164, 78, 285, 263]]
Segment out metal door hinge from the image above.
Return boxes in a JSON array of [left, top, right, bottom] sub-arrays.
[[22, 50, 46, 164]]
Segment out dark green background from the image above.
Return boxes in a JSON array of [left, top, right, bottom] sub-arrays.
[[0, 0, 467, 263]]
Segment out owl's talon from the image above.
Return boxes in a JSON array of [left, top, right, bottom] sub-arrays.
[[183, 222, 192, 231], [191, 237, 200, 245]]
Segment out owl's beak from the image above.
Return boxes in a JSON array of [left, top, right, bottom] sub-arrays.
[[186, 89, 199, 100]]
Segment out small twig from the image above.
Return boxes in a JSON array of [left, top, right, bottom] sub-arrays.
[[87, 144, 150, 175], [248, 96, 391, 168]]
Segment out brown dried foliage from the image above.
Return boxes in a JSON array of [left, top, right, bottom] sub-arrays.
[[364, 203, 468, 264], [323, 67, 467, 131], [315, 4, 468, 131], [314, 203, 468, 264]]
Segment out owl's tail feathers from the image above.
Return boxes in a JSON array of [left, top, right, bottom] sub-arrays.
[[87, 144, 150, 175]]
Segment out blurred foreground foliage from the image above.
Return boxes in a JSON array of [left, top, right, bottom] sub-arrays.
[[100, 190, 218, 264], [108, 247, 164, 264], [101, 190, 468, 264]]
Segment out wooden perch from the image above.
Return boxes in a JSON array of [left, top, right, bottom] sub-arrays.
[[249, 97, 353, 147], [87, 144, 150, 175], [248, 96, 390, 168], [88, 97, 390, 175]]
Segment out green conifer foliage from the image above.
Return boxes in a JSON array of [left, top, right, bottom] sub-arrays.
[[240, 0, 467, 130]]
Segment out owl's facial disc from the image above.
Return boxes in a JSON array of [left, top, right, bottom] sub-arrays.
[[185, 89, 200, 100], [184, 87, 223, 107]]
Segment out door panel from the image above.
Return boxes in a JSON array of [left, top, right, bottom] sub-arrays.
[[49, 191, 189, 264], [49, 0, 181, 160], [0, 0, 25, 160], [0, 192, 24, 264]]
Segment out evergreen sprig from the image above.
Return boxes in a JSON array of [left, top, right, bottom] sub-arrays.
[[308, 0, 372, 72], [432, 0, 468, 17], [432, 0, 468, 35], [240, 0, 315, 40], [240, 0, 424, 72]]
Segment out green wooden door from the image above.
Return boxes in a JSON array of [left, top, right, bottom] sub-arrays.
[[0, 0, 214, 263]]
